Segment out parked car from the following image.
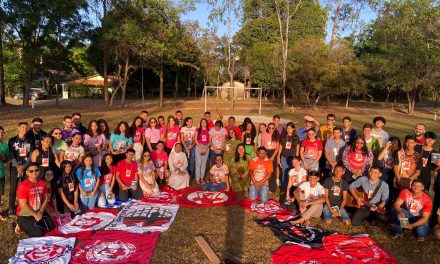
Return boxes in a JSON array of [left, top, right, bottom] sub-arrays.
[[13, 88, 49, 100]]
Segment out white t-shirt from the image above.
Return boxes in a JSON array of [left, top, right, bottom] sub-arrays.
[[288, 167, 308, 187], [180, 126, 197, 142], [298, 181, 325, 202]]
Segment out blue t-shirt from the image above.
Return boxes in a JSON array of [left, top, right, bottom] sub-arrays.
[[110, 133, 133, 151], [76, 167, 101, 191]]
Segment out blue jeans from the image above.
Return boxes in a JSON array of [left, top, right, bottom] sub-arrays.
[[248, 184, 268, 202], [202, 181, 226, 192], [183, 141, 196, 177], [80, 192, 98, 211], [195, 144, 209, 181], [391, 208, 430, 237], [280, 156, 293, 190], [322, 205, 350, 221], [99, 184, 112, 203], [304, 158, 319, 171]]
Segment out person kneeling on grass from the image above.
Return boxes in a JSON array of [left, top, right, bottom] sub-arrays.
[[291, 171, 325, 226], [391, 179, 432, 242], [323, 164, 350, 225], [248, 147, 273, 202], [115, 148, 143, 201], [202, 154, 230, 192], [16, 163, 54, 237]]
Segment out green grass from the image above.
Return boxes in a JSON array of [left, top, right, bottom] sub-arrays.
[[1, 98, 440, 264]]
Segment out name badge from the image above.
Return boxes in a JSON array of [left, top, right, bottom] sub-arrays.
[[285, 142, 292, 149], [355, 153, 363, 161], [368, 189, 374, 199], [126, 169, 131, 178], [84, 178, 92, 187], [333, 186, 341, 196], [226, 144, 231, 152], [202, 135, 207, 141], [402, 161, 411, 171], [246, 137, 251, 145], [332, 148, 338, 156], [344, 134, 350, 142], [268, 141, 272, 147], [422, 157, 428, 168], [68, 182, 75, 192], [42, 158, 49, 167], [19, 147, 27, 157]]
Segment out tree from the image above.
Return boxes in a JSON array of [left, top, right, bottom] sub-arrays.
[[358, 0, 440, 114], [3, 0, 88, 106], [0, 6, 5, 104]]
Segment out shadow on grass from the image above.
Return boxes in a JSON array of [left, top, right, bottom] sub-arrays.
[[224, 204, 245, 264]]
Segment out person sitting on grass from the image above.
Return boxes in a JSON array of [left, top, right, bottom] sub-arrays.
[[391, 179, 432, 242], [202, 154, 230, 192], [291, 171, 325, 226], [349, 166, 389, 226], [248, 147, 273, 202], [285, 157, 307, 205], [16, 163, 54, 237], [323, 164, 351, 225]]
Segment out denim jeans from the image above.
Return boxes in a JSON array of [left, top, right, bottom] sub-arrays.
[[280, 156, 293, 191], [195, 144, 209, 181], [183, 141, 196, 177], [391, 208, 430, 237], [80, 192, 98, 211], [202, 181, 226, 192], [248, 184, 269, 202], [99, 184, 112, 204], [322, 205, 350, 221], [304, 158, 319, 171]]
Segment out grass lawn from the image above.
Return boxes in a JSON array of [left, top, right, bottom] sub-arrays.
[[0, 98, 439, 264]]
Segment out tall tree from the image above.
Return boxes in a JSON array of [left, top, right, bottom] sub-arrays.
[[0, 6, 5, 105]]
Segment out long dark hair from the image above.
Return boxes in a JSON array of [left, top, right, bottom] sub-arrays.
[[281, 122, 300, 145], [350, 135, 368, 155], [234, 143, 248, 162], [130, 116, 143, 137], [243, 121, 257, 142], [267, 122, 280, 142], [97, 119, 111, 139], [100, 153, 113, 176], [198, 118, 209, 135], [80, 154, 96, 180], [60, 160, 74, 179], [389, 136, 402, 154], [114, 121, 131, 138], [86, 120, 102, 137]]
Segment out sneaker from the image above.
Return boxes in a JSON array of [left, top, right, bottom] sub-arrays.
[[8, 208, 15, 217]]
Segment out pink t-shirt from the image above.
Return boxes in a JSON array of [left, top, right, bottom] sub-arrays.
[[84, 134, 106, 151], [262, 133, 276, 150], [198, 128, 209, 144], [162, 126, 180, 149], [145, 128, 161, 144], [133, 127, 145, 144], [151, 150, 168, 170]]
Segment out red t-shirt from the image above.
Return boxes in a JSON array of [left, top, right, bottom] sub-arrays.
[[16, 178, 48, 216], [100, 165, 117, 185], [225, 125, 242, 139], [161, 126, 180, 149], [249, 157, 273, 185], [116, 159, 138, 186], [398, 189, 432, 216], [208, 120, 215, 129], [151, 150, 168, 170], [301, 139, 323, 160], [133, 127, 145, 144], [348, 148, 367, 170]]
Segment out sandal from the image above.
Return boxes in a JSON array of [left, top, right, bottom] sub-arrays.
[[417, 237, 425, 242], [391, 234, 403, 240], [14, 223, 23, 235]]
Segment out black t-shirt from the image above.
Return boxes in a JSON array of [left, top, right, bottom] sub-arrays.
[[323, 177, 349, 207], [415, 145, 439, 188], [280, 134, 300, 157], [25, 129, 47, 151], [56, 174, 78, 203]]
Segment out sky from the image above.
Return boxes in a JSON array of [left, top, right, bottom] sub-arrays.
[[181, 1, 378, 41]]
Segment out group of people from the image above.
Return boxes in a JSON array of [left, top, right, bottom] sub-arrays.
[[0, 109, 439, 242]]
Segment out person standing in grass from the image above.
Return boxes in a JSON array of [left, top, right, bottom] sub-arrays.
[[342, 135, 373, 183], [130, 116, 145, 163], [241, 119, 257, 158], [61, 116, 80, 144], [84, 120, 106, 167], [161, 116, 180, 155], [341, 116, 357, 145], [194, 119, 210, 184], [324, 126, 346, 177], [319, 113, 336, 145], [371, 116, 389, 148], [300, 128, 323, 172], [363, 123, 381, 164], [180, 117, 197, 177], [76, 155, 100, 211], [209, 120, 227, 167], [0, 126, 9, 219], [60, 132, 85, 172], [278, 122, 300, 192], [109, 121, 133, 164], [25, 117, 47, 151], [414, 132, 440, 192], [8, 122, 32, 216], [223, 129, 241, 168], [262, 123, 280, 193], [145, 117, 161, 152]]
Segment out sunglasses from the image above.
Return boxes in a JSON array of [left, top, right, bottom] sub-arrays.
[[28, 169, 40, 173]]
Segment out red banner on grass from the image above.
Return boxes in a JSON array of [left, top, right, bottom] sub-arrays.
[[141, 186, 179, 204], [177, 187, 238, 207], [241, 198, 293, 218], [272, 244, 340, 264]]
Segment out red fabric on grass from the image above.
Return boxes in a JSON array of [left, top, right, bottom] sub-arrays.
[[177, 187, 238, 207], [241, 198, 293, 218], [272, 244, 340, 264], [141, 186, 179, 204]]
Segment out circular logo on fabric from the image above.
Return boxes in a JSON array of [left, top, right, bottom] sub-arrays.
[[335, 239, 379, 262], [186, 191, 229, 204], [24, 244, 67, 262], [87, 240, 136, 262], [250, 201, 281, 214], [71, 216, 102, 229]]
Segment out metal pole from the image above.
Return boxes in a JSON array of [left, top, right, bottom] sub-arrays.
[[204, 87, 207, 113], [259, 88, 262, 115]]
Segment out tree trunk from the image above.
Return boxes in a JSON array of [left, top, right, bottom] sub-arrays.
[[141, 65, 144, 105], [120, 55, 129, 107], [329, 0, 342, 50], [109, 64, 122, 108], [174, 70, 179, 98], [103, 0, 109, 107], [23, 60, 32, 106], [326, 95, 330, 108], [0, 25, 5, 105], [159, 54, 164, 108], [227, 4, 234, 98], [345, 91, 350, 109]]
